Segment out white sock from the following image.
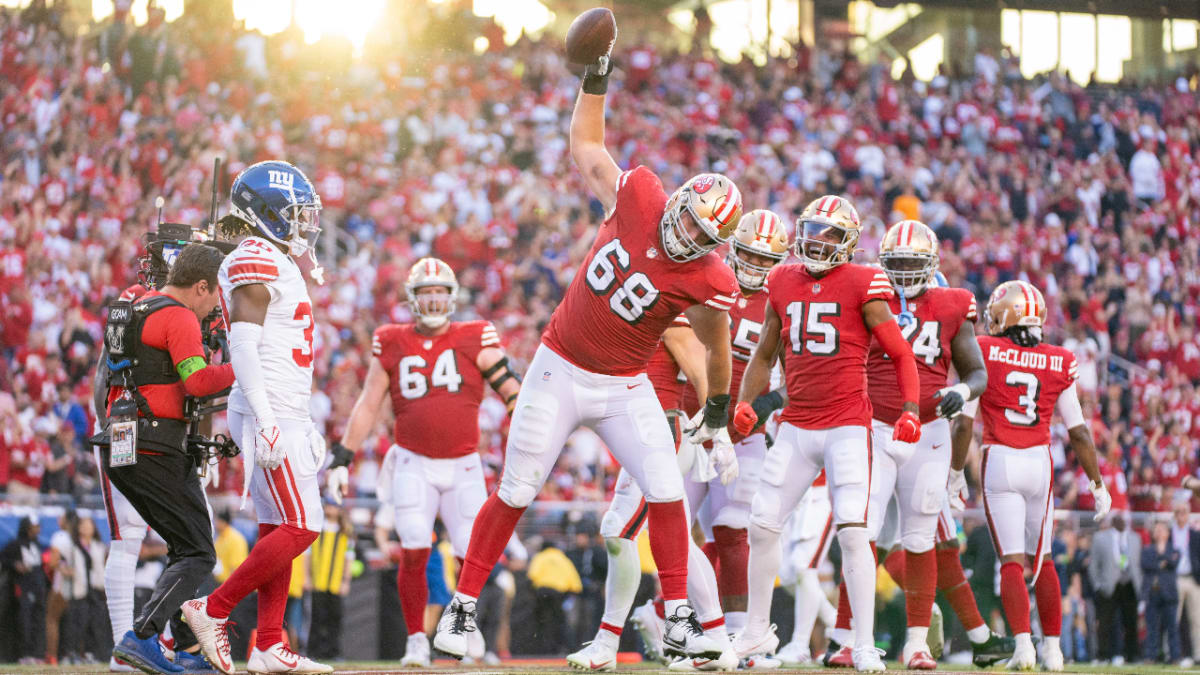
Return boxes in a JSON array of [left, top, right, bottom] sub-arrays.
[[966, 625, 991, 644], [832, 627, 853, 646], [105, 537, 143, 645], [687, 539, 723, 625], [1044, 635, 1060, 652], [594, 627, 620, 650], [454, 591, 478, 604], [905, 626, 929, 655], [665, 599, 688, 616], [725, 611, 747, 635], [837, 526, 877, 650], [600, 537, 642, 629], [793, 570, 822, 644], [1015, 632, 1033, 650], [745, 523, 782, 637]]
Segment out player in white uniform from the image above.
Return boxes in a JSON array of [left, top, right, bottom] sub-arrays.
[[773, 474, 835, 666], [181, 161, 332, 675]]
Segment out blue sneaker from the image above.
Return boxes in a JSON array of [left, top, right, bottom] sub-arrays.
[[174, 650, 219, 674], [112, 630, 185, 674]]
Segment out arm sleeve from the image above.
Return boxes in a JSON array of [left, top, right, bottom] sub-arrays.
[[228, 321, 277, 427], [1056, 382, 1086, 429], [157, 308, 234, 397], [870, 318, 920, 405]]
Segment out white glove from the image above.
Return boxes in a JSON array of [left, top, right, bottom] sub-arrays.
[[325, 466, 349, 505], [947, 468, 968, 511], [309, 425, 327, 467], [253, 421, 285, 469], [709, 428, 739, 486], [684, 436, 717, 483], [686, 409, 723, 444], [1089, 479, 1112, 522]]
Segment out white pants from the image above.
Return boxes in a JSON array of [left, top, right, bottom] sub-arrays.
[[981, 444, 1053, 558], [386, 446, 486, 557], [780, 484, 834, 586], [95, 447, 149, 541], [230, 410, 324, 533], [751, 423, 872, 532], [499, 344, 683, 509], [867, 418, 951, 553]]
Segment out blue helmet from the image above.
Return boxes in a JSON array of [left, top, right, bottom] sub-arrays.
[[229, 160, 322, 257]]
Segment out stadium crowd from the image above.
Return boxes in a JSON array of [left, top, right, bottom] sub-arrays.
[[2, 0, 1200, 666]]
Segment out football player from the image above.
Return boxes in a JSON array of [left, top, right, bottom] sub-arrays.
[[334, 257, 520, 667], [950, 280, 1111, 671], [822, 220, 1003, 669], [182, 160, 332, 675], [731, 195, 921, 672], [433, 37, 742, 663], [568, 315, 736, 672]]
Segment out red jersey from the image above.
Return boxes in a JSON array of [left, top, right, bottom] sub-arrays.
[[867, 287, 978, 424], [975, 335, 1078, 449], [646, 314, 691, 411], [105, 290, 234, 421], [373, 320, 498, 459], [542, 166, 738, 376], [730, 288, 770, 440], [767, 262, 894, 429]]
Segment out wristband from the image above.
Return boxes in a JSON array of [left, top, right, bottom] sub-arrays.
[[703, 394, 731, 429], [750, 390, 785, 421], [329, 442, 355, 470], [582, 56, 612, 95]]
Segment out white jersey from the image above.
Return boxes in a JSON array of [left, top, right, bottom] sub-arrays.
[[219, 236, 314, 420]]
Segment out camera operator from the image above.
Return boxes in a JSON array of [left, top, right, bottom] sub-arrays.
[[98, 243, 234, 674]]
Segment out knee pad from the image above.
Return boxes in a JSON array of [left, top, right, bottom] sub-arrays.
[[713, 498, 751, 530], [750, 489, 784, 533], [832, 483, 869, 526], [600, 505, 633, 539], [749, 522, 781, 548], [499, 392, 560, 508], [640, 451, 684, 503], [394, 509, 433, 548], [901, 533, 935, 555]]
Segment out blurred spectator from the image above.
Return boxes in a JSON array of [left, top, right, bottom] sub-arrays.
[[44, 510, 77, 664], [61, 516, 109, 663], [1143, 519, 1182, 663], [1, 517, 47, 665], [1090, 513, 1141, 664], [309, 503, 354, 660], [1173, 503, 1200, 666], [528, 539, 581, 655]]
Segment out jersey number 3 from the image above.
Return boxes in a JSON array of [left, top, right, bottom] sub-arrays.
[[1003, 370, 1040, 426], [292, 302, 315, 367], [398, 350, 463, 399], [586, 239, 659, 323]]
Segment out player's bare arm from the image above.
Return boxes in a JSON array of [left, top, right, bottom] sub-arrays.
[[339, 356, 390, 452], [1058, 382, 1111, 520], [950, 413, 974, 472], [936, 319, 988, 418], [685, 304, 731, 399], [478, 346, 521, 412], [229, 283, 270, 325], [662, 325, 709, 402], [570, 90, 621, 213]]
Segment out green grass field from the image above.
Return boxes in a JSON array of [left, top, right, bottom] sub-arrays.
[[0, 662, 1193, 674]]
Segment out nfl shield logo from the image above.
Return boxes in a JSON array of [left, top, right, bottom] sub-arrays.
[[424, 340, 433, 350], [542, 371, 552, 381], [812, 283, 822, 294]]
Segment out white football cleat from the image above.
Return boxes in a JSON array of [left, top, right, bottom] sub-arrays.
[[400, 632, 431, 667], [631, 601, 667, 664], [567, 640, 618, 672], [731, 624, 780, 659], [246, 643, 332, 674], [180, 597, 234, 675], [852, 646, 887, 672], [663, 605, 724, 660], [668, 648, 740, 671], [432, 597, 477, 659], [774, 639, 812, 666], [1006, 636, 1036, 671], [1040, 639, 1064, 672]]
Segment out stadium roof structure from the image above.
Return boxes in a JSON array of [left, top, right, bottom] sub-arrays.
[[868, 0, 1200, 21]]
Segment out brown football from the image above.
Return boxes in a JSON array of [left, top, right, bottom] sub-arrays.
[[565, 7, 617, 65]]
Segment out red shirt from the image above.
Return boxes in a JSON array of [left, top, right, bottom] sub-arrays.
[[645, 314, 691, 412], [105, 291, 234, 421], [373, 320, 497, 459], [767, 262, 895, 429], [542, 167, 738, 375], [868, 287, 977, 424], [975, 335, 1078, 449], [729, 288, 770, 439]]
